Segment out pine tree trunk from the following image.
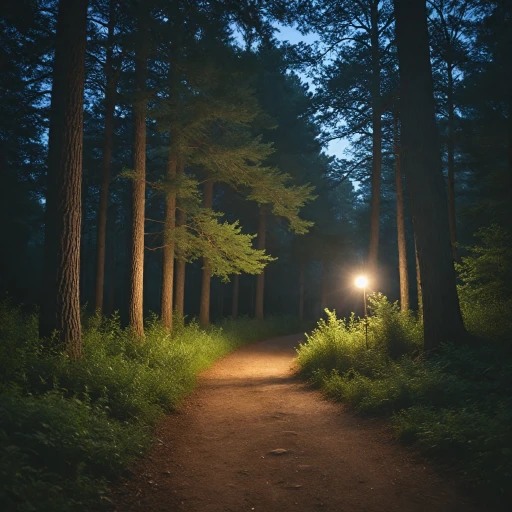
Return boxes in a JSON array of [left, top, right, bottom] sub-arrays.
[[232, 274, 239, 319], [394, 116, 410, 311], [174, 160, 186, 316], [39, 0, 88, 359], [161, 144, 177, 331], [199, 174, 213, 328], [446, 63, 459, 262], [415, 236, 423, 322], [128, 8, 148, 338], [94, 0, 118, 313], [368, 2, 382, 274], [394, 0, 466, 350], [299, 262, 305, 321], [255, 204, 267, 321]]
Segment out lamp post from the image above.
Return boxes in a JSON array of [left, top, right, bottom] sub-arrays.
[[355, 276, 369, 349]]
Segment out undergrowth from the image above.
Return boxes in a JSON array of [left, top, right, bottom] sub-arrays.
[[296, 291, 512, 505], [0, 303, 302, 511]]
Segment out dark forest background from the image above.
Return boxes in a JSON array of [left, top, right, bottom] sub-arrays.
[[2, 0, 509, 328]]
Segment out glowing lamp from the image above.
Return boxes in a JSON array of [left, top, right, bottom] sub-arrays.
[[355, 276, 368, 289]]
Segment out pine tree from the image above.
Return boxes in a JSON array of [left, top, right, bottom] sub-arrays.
[[128, 1, 149, 337], [39, 0, 88, 357], [394, 0, 466, 349]]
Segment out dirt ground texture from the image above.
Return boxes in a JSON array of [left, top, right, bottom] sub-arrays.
[[112, 333, 481, 512]]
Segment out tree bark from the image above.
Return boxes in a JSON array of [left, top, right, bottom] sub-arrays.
[[415, 236, 423, 322], [161, 143, 177, 331], [394, 0, 466, 350], [128, 6, 148, 337], [254, 204, 267, 321], [232, 274, 239, 319], [94, 0, 118, 313], [199, 173, 213, 328], [446, 62, 459, 262], [39, 0, 88, 359], [367, 1, 382, 274], [299, 262, 305, 321], [394, 116, 410, 311], [174, 159, 186, 316]]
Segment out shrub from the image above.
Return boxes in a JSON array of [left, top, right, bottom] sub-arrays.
[[295, 291, 512, 504]]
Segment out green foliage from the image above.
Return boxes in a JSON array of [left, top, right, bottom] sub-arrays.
[[296, 291, 512, 503], [0, 302, 301, 511], [176, 209, 276, 280], [456, 225, 512, 341]]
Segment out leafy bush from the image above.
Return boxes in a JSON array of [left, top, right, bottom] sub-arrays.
[[456, 224, 512, 341], [0, 301, 302, 511]]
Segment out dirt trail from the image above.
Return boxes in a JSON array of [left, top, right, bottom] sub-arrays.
[[113, 333, 478, 512]]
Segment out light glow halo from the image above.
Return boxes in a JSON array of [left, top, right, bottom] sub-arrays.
[[355, 276, 368, 289]]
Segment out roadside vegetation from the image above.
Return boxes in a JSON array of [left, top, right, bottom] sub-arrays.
[[0, 309, 302, 511], [296, 226, 512, 505]]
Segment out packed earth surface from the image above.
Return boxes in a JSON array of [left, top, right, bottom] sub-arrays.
[[112, 333, 480, 512]]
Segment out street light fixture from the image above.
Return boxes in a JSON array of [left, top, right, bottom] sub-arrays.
[[355, 275, 369, 349]]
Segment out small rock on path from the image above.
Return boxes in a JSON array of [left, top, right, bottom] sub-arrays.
[[112, 333, 479, 512]]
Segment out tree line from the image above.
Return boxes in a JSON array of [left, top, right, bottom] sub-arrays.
[[1, 0, 510, 357]]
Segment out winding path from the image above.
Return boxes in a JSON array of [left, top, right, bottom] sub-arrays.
[[113, 333, 478, 512]]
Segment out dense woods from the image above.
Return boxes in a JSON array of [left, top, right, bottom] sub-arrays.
[[1, 0, 511, 509]]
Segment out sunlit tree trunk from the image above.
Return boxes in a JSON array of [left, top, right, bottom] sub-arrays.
[[232, 274, 239, 319], [254, 204, 267, 321], [199, 173, 213, 328], [39, 0, 88, 359], [161, 142, 177, 331], [394, 116, 409, 311], [174, 159, 186, 316], [394, 0, 466, 350], [368, 1, 382, 274], [128, 6, 148, 337]]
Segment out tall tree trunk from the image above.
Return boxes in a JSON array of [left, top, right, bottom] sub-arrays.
[[232, 274, 239, 319], [394, 116, 410, 311], [174, 159, 186, 316], [415, 236, 423, 322], [299, 262, 305, 321], [254, 204, 267, 321], [394, 0, 466, 350], [161, 142, 177, 331], [368, 1, 382, 274], [446, 62, 459, 262], [199, 173, 213, 328], [128, 7, 148, 337], [94, 0, 118, 313], [39, 0, 88, 359]]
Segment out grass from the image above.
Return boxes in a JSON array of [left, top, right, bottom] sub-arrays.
[[0, 301, 304, 511], [295, 294, 512, 505]]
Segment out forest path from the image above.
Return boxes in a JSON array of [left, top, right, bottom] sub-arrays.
[[112, 333, 477, 512]]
